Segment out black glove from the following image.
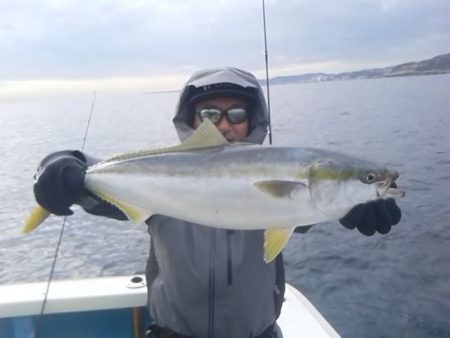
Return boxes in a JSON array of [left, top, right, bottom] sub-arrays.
[[339, 198, 401, 236], [34, 150, 88, 216]]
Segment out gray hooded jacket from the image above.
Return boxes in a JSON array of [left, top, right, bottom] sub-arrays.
[[75, 68, 285, 338], [145, 68, 285, 338]]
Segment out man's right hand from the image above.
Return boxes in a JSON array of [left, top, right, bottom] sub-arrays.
[[33, 150, 88, 216]]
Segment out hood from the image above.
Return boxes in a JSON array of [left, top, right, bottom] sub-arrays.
[[173, 67, 269, 144]]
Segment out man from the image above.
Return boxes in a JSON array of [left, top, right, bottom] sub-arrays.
[[33, 67, 401, 338]]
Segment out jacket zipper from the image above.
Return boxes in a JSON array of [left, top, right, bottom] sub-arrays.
[[208, 229, 216, 338], [227, 230, 234, 285]]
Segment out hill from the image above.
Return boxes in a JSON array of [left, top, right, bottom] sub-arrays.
[[267, 52, 450, 84]]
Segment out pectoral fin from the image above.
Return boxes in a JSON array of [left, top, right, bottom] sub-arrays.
[[23, 205, 51, 234], [92, 191, 151, 224], [254, 180, 307, 198], [264, 226, 295, 262]]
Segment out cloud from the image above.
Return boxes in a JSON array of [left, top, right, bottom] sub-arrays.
[[0, 0, 449, 92]]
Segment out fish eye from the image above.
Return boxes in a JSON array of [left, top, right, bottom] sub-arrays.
[[366, 173, 376, 182]]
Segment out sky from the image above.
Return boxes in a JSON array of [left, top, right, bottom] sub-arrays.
[[1, 0, 449, 96]]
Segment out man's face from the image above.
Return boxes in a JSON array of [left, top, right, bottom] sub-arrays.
[[193, 96, 250, 142]]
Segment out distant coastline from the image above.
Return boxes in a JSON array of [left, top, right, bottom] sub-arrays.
[[144, 89, 179, 95], [264, 52, 450, 85], [143, 53, 450, 94]]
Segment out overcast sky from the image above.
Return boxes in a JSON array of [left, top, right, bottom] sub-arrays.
[[1, 0, 449, 94]]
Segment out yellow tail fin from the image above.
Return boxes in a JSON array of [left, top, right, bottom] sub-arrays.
[[23, 205, 51, 234]]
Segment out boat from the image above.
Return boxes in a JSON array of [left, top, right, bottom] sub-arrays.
[[0, 275, 340, 337]]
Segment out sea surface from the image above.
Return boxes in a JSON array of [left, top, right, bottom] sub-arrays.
[[1, 74, 449, 338]]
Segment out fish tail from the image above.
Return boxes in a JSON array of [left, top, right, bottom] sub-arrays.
[[23, 205, 51, 234]]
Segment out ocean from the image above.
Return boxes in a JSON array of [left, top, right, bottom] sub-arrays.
[[1, 74, 449, 337]]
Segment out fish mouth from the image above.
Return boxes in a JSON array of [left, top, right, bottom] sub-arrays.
[[376, 170, 406, 199]]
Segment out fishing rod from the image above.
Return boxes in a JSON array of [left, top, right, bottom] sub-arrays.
[[32, 91, 97, 338], [262, 0, 273, 145]]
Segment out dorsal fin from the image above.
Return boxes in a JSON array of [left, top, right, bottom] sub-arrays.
[[180, 118, 229, 150], [103, 119, 228, 162]]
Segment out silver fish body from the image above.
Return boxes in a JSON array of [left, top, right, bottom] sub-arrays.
[[85, 145, 401, 231]]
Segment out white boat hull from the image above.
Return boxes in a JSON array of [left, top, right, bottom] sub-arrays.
[[0, 275, 340, 338]]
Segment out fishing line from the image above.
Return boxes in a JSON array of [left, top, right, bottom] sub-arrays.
[[32, 91, 97, 337], [262, 0, 273, 145]]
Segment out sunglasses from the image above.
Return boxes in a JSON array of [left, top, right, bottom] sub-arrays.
[[198, 108, 248, 125]]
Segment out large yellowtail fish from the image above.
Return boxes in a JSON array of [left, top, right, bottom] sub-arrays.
[[24, 119, 405, 262]]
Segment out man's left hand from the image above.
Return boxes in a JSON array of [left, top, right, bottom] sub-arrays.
[[339, 199, 401, 236]]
